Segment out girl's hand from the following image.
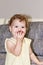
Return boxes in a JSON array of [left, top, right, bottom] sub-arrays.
[[16, 31, 24, 42], [17, 31, 24, 39], [38, 61, 43, 65]]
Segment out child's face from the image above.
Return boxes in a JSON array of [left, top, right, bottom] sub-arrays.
[[9, 19, 26, 39]]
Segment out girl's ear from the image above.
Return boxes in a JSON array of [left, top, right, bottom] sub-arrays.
[[9, 26, 11, 32]]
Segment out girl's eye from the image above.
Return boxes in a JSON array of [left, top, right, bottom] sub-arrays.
[[22, 26, 24, 28], [15, 26, 18, 28]]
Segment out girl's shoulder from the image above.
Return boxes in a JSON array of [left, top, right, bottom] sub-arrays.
[[24, 37, 32, 44], [24, 37, 32, 42], [5, 37, 16, 45], [5, 37, 16, 52]]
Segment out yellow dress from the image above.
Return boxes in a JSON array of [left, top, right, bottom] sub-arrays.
[[5, 37, 32, 65]]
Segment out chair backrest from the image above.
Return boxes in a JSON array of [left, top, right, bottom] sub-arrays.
[[0, 18, 5, 25], [0, 18, 9, 25]]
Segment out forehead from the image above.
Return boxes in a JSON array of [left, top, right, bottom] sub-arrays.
[[12, 19, 26, 26]]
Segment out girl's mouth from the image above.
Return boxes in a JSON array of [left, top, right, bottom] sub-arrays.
[[17, 31, 24, 34]]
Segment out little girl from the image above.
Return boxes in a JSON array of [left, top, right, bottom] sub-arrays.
[[5, 14, 43, 65]]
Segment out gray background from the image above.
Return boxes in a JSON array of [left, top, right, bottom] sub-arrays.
[[0, 0, 43, 19]]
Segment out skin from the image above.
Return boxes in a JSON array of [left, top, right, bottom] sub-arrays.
[[6, 19, 43, 65], [9, 19, 26, 40]]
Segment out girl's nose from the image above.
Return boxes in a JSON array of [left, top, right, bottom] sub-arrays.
[[18, 27, 21, 31], [18, 28, 22, 32]]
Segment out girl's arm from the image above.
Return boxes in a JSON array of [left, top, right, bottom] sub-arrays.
[[6, 39, 22, 56], [30, 47, 43, 65]]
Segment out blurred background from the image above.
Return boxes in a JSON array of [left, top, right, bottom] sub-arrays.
[[0, 0, 43, 19]]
